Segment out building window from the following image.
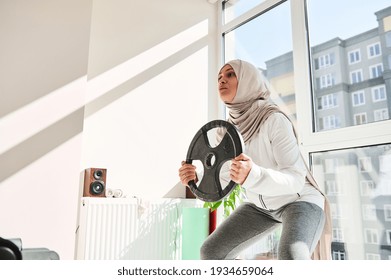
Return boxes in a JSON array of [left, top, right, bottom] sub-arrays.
[[386, 31, 391, 47], [362, 204, 376, 221], [354, 113, 367, 125], [369, 63, 383, 79], [311, 144, 391, 260], [371, 85, 386, 102], [358, 157, 372, 172], [317, 93, 337, 110], [364, 228, 379, 244], [325, 180, 341, 195], [352, 91, 365, 106], [331, 203, 344, 219], [333, 251, 346, 260], [332, 228, 344, 242], [350, 69, 363, 84], [385, 205, 391, 222], [314, 53, 335, 70], [367, 42, 381, 58], [348, 49, 361, 64], [374, 108, 389, 121], [317, 73, 335, 89], [360, 180, 375, 196], [319, 115, 340, 131], [366, 253, 380, 260]]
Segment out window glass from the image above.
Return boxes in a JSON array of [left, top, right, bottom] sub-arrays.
[[224, 1, 296, 123], [223, 1, 293, 259], [307, 0, 391, 131], [311, 144, 391, 260], [223, 0, 266, 24]]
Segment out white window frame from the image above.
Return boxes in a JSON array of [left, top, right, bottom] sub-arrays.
[[333, 251, 346, 260], [318, 93, 337, 110], [319, 73, 334, 89], [362, 204, 376, 221], [364, 228, 379, 244], [348, 49, 361, 64], [374, 108, 389, 121], [319, 115, 340, 131], [332, 227, 344, 242], [315, 53, 334, 69], [352, 91, 365, 106], [354, 112, 367, 125], [385, 205, 391, 222], [350, 69, 363, 84], [370, 63, 383, 79], [387, 229, 391, 245], [367, 42, 381, 58], [371, 85, 387, 102]]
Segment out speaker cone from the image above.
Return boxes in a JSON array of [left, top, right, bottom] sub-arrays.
[[90, 181, 105, 195]]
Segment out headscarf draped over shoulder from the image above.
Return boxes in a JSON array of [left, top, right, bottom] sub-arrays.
[[221, 59, 281, 143]]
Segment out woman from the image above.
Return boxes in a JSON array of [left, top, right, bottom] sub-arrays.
[[179, 59, 331, 260]]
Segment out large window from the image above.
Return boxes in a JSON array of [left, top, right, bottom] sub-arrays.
[[307, 0, 391, 131], [219, 0, 391, 260], [311, 144, 391, 260]]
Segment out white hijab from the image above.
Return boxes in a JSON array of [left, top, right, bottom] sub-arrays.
[[222, 59, 282, 143]]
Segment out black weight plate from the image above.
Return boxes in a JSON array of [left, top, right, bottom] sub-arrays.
[[185, 120, 243, 202]]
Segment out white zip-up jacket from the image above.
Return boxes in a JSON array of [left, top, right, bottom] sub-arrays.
[[222, 113, 324, 211]]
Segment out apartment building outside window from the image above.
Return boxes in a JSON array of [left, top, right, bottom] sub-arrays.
[[352, 91, 365, 106], [317, 93, 337, 110], [368, 42, 382, 58], [372, 85, 387, 102], [370, 63, 384, 79], [350, 69, 363, 84], [314, 53, 335, 69], [348, 49, 361, 64], [354, 112, 367, 125], [374, 108, 389, 121]]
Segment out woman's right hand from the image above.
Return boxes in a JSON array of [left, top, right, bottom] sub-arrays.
[[178, 161, 198, 186]]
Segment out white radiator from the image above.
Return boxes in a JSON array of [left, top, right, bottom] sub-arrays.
[[75, 197, 202, 260]]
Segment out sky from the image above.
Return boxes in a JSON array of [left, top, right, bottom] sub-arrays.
[[225, 0, 391, 68]]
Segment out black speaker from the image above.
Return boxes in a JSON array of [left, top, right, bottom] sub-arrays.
[[83, 168, 107, 197]]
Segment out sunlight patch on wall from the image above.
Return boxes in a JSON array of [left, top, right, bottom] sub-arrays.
[[0, 77, 87, 154], [85, 19, 209, 106]]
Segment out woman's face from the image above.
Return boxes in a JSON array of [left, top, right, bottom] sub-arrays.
[[218, 64, 238, 103]]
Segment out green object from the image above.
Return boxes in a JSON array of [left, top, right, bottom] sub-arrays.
[[204, 185, 243, 218], [181, 207, 209, 260]]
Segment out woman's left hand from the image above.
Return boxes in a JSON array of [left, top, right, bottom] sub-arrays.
[[230, 153, 253, 185]]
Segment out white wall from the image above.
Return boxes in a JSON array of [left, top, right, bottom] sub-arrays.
[[82, 0, 219, 199], [0, 0, 92, 260], [0, 0, 219, 260]]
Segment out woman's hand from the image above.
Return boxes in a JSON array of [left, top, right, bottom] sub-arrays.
[[178, 161, 198, 186], [230, 153, 253, 184]]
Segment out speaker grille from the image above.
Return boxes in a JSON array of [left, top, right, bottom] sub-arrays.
[[83, 168, 107, 197]]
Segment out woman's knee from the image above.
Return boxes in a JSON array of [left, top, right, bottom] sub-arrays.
[[278, 241, 311, 260], [200, 238, 225, 260]]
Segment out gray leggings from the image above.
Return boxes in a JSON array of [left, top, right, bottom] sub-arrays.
[[200, 201, 325, 260]]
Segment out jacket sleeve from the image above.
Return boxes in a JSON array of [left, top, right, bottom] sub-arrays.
[[242, 113, 307, 196]]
